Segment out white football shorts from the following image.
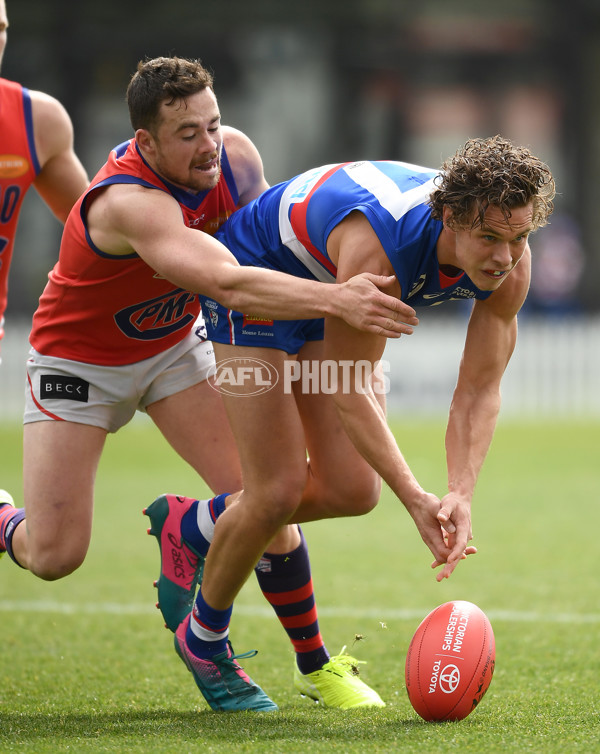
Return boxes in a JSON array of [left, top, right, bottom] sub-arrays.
[[24, 323, 215, 433]]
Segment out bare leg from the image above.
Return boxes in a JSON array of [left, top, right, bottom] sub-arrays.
[[200, 340, 384, 608], [290, 339, 382, 522], [201, 345, 309, 610], [147, 377, 243, 493], [13, 421, 107, 579]]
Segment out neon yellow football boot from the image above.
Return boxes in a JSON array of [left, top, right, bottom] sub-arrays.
[[294, 646, 386, 709]]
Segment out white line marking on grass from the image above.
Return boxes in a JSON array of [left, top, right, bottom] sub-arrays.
[[2, 601, 600, 624]]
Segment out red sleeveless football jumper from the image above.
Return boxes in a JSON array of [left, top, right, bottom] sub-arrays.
[[30, 139, 238, 365], [0, 78, 40, 339]]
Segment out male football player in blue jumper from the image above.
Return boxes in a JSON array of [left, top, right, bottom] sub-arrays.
[[151, 135, 555, 711]]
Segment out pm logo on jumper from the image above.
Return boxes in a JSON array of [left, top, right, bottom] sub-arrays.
[[114, 289, 198, 340]]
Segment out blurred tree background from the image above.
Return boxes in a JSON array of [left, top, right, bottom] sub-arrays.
[[3, 0, 599, 320]]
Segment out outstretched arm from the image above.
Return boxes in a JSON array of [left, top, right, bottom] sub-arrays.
[[88, 182, 419, 338], [435, 247, 531, 579], [323, 318, 463, 571], [323, 212, 467, 573]]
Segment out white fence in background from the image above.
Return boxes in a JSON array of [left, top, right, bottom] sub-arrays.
[[1, 316, 599, 422], [382, 314, 600, 418]]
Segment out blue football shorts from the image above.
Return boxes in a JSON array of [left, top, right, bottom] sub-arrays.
[[199, 296, 324, 354]]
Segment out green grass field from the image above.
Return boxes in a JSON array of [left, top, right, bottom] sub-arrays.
[[1, 416, 599, 753]]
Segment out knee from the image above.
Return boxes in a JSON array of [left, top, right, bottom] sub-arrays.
[[266, 479, 307, 523], [328, 474, 382, 518], [27, 543, 87, 581], [246, 469, 307, 528], [344, 478, 382, 517]]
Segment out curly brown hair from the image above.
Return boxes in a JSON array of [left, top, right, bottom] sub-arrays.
[[429, 135, 555, 231], [126, 56, 214, 135]]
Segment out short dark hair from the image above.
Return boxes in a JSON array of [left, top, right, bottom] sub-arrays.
[[429, 135, 555, 231], [126, 56, 214, 134]]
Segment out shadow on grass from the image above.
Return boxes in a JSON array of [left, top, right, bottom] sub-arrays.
[[1, 708, 429, 744]]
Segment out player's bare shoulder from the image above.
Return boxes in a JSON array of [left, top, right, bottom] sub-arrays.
[[221, 125, 268, 204], [28, 89, 75, 164], [221, 125, 260, 161], [329, 211, 398, 290], [86, 182, 179, 256]]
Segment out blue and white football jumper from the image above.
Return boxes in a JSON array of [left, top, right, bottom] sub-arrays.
[[201, 160, 492, 353]]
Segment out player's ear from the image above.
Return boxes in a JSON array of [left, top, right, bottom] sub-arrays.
[[442, 206, 453, 228], [135, 128, 155, 156]]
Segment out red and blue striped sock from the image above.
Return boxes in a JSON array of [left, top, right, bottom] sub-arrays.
[[187, 588, 232, 658], [180, 493, 228, 556], [255, 526, 329, 675]]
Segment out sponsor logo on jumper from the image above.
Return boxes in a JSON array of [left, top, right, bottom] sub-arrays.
[[408, 274, 477, 304], [40, 375, 89, 402], [450, 287, 477, 299], [422, 287, 476, 302], [114, 289, 197, 340], [0, 154, 29, 179], [407, 274, 427, 299]]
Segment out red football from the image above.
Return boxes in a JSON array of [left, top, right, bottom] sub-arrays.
[[405, 600, 495, 722]]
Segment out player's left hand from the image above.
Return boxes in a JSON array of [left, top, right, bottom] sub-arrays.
[[339, 273, 419, 338], [431, 492, 476, 581]]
